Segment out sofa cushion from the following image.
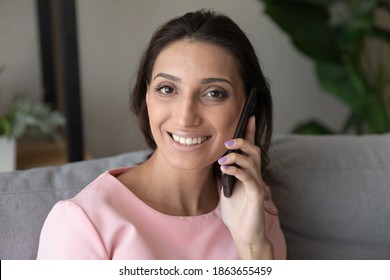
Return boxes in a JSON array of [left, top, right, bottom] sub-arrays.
[[0, 150, 150, 260], [266, 134, 390, 259]]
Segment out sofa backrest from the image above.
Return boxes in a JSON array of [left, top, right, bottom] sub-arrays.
[[267, 134, 390, 259]]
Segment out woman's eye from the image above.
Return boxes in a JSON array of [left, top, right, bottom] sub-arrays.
[[206, 90, 228, 100], [156, 85, 174, 95]]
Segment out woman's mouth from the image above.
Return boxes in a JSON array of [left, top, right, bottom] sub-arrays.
[[169, 133, 211, 146]]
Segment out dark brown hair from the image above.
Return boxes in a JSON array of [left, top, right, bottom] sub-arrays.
[[131, 9, 273, 169]]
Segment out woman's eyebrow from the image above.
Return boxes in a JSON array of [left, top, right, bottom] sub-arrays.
[[199, 77, 233, 86], [153, 73, 181, 82], [153, 73, 233, 87]]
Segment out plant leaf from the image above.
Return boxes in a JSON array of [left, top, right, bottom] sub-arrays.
[[0, 117, 13, 139], [372, 27, 390, 45], [359, 94, 390, 132], [5, 98, 65, 139], [292, 120, 334, 135], [261, 0, 342, 63], [316, 62, 365, 109], [340, 0, 378, 51], [378, 1, 390, 12]]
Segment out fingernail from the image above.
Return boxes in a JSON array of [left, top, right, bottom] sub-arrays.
[[225, 140, 234, 147], [218, 156, 227, 164]]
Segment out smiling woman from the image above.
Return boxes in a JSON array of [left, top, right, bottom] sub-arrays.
[[145, 40, 245, 171], [36, 9, 286, 260]]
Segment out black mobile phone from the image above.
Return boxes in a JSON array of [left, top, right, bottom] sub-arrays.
[[222, 87, 258, 197]]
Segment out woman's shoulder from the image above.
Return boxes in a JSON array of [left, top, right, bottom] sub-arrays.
[[72, 166, 134, 201], [46, 166, 139, 221], [41, 166, 141, 236]]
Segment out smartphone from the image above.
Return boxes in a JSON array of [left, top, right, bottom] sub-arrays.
[[222, 87, 258, 197]]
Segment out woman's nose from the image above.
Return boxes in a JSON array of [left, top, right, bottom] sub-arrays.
[[174, 96, 201, 127]]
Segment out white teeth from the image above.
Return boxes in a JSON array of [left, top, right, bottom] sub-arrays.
[[171, 134, 209, 146]]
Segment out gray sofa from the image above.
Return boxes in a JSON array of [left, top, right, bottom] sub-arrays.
[[1, 134, 389, 260]]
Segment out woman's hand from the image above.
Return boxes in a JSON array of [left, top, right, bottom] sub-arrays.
[[218, 116, 273, 259]]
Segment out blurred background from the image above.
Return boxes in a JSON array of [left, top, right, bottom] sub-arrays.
[[1, 0, 388, 170]]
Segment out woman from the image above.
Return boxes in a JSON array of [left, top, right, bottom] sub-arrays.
[[37, 9, 286, 260]]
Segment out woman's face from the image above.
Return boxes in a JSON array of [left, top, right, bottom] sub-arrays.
[[146, 39, 246, 171]]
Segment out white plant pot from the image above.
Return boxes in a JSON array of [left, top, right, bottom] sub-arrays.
[[0, 136, 16, 172]]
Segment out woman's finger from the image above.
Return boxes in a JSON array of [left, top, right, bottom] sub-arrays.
[[218, 150, 258, 171], [222, 138, 261, 168]]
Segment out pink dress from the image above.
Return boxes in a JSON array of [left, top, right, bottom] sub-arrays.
[[37, 167, 286, 259]]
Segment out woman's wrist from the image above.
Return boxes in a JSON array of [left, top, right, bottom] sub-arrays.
[[235, 237, 274, 260]]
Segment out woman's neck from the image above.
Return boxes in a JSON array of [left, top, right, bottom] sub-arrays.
[[118, 150, 220, 216]]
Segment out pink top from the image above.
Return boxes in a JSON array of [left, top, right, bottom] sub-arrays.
[[37, 167, 286, 259]]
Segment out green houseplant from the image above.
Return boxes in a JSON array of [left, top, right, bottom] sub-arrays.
[[0, 97, 65, 140], [0, 65, 65, 172], [0, 97, 65, 172], [260, 0, 390, 134], [0, 65, 65, 140]]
